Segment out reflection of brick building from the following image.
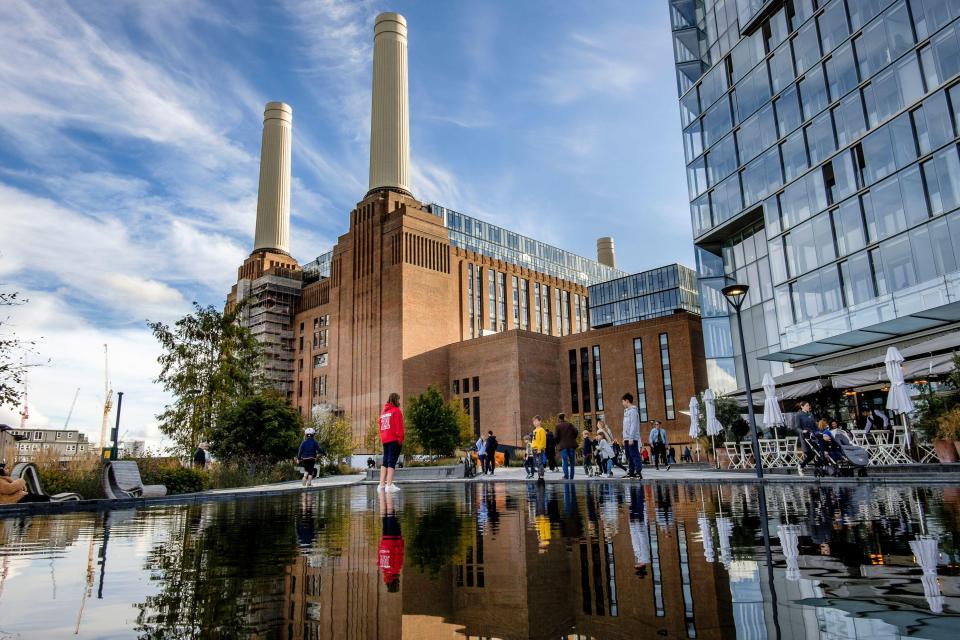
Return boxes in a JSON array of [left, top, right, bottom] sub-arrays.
[[227, 12, 705, 448]]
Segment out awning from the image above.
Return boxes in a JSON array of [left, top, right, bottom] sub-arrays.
[[731, 370, 826, 405], [830, 351, 956, 388]]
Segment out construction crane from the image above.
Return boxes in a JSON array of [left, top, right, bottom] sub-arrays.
[[63, 387, 80, 429], [98, 345, 113, 453]]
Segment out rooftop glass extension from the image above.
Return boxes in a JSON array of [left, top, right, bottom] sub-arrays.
[[588, 263, 701, 327]]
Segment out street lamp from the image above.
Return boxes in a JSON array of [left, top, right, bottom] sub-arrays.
[[721, 283, 764, 479]]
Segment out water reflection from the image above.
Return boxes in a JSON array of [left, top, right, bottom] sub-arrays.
[[0, 483, 957, 638]]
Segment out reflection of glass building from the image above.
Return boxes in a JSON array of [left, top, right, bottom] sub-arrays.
[[427, 204, 628, 286], [588, 263, 700, 327], [671, 0, 960, 392]]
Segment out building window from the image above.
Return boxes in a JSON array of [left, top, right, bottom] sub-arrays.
[[498, 272, 507, 331], [468, 264, 476, 338], [313, 353, 328, 368], [473, 376, 479, 392], [55, 431, 64, 440], [568, 349, 579, 413], [574, 293, 582, 333], [592, 345, 604, 412], [298, 380, 303, 397], [582, 296, 590, 330], [318, 375, 327, 396], [580, 347, 592, 414], [299, 335, 304, 351], [556, 288, 564, 335], [299, 322, 304, 333], [299, 358, 304, 372], [313, 317, 319, 329], [473, 396, 481, 437], [476, 267, 484, 331], [33, 431, 42, 441], [512, 275, 520, 329], [520, 279, 530, 330], [453, 379, 460, 395], [633, 339, 649, 422], [534, 282, 542, 332], [659, 333, 675, 420], [542, 284, 551, 334], [463, 377, 470, 394], [488, 269, 497, 330]]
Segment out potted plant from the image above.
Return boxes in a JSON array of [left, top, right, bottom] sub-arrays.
[[936, 407, 960, 462]]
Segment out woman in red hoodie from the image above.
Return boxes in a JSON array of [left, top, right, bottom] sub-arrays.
[[378, 392, 405, 492]]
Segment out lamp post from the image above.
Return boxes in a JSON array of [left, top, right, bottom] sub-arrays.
[[721, 283, 764, 479]]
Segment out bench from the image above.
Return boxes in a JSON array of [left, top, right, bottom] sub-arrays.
[[101, 460, 167, 499], [10, 462, 82, 501]]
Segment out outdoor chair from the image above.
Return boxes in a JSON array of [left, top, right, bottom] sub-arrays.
[[10, 463, 82, 501], [101, 460, 167, 499], [724, 443, 744, 469]]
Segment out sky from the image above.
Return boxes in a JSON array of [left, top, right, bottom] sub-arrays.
[[0, 0, 691, 450]]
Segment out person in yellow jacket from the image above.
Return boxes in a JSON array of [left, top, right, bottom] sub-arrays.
[[531, 415, 547, 481]]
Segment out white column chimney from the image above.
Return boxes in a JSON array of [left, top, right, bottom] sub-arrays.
[[597, 237, 616, 269], [253, 101, 293, 254], [368, 12, 411, 195]]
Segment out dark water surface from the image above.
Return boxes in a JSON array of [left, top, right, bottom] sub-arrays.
[[0, 483, 958, 639]]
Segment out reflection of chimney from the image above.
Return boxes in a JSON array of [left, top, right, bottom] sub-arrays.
[[368, 12, 411, 196], [253, 102, 293, 255], [597, 236, 616, 268]]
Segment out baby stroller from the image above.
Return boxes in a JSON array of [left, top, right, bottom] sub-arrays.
[[800, 430, 868, 477]]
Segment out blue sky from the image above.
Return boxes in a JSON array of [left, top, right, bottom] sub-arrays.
[[0, 0, 690, 446]]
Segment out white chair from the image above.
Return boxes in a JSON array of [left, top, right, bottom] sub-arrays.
[[724, 443, 743, 469]]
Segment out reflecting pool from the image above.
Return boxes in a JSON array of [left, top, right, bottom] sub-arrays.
[[0, 483, 958, 638]]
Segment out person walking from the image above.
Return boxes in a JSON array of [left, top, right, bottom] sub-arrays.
[[796, 401, 818, 477], [484, 431, 499, 475], [622, 393, 643, 479], [475, 435, 487, 474], [649, 421, 670, 470], [193, 442, 209, 470], [611, 439, 628, 472], [597, 434, 615, 478], [378, 392, 405, 492], [523, 436, 536, 478], [555, 413, 578, 480], [582, 430, 595, 477], [531, 416, 548, 482], [297, 428, 325, 487], [546, 430, 558, 472]]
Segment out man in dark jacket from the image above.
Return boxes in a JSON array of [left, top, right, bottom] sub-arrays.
[[796, 401, 818, 476], [555, 414, 579, 479], [484, 431, 499, 475], [192, 443, 209, 470]]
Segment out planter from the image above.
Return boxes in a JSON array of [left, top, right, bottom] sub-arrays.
[[934, 439, 959, 463], [715, 448, 731, 469]]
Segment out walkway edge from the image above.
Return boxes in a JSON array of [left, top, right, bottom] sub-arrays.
[[0, 474, 365, 517]]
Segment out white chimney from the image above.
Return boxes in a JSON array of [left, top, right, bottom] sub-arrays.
[[253, 102, 293, 254], [368, 13, 411, 195]]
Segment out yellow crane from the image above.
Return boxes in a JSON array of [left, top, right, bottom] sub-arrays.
[[98, 345, 112, 455]]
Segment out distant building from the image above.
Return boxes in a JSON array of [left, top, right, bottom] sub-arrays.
[[119, 439, 146, 458], [8, 428, 92, 462]]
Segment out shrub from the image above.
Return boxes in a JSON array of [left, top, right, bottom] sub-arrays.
[[406, 386, 462, 456], [33, 453, 105, 500], [311, 414, 354, 465], [210, 390, 302, 466], [131, 457, 209, 494], [937, 407, 960, 441]]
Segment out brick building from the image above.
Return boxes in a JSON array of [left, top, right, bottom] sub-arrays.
[[227, 12, 706, 449]]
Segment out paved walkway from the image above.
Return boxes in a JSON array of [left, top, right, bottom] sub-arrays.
[[371, 464, 958, 486], [204, 473, 366, 495]]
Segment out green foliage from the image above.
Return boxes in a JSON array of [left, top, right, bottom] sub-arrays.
[[35, 459, 105, 500], [404, 502, 468, 577], [915, 354, 960, 441], [730, 417, 750, 443], [451, 400, 474, 449], [363, 417, 381, 453], [133, 457, 209, 494], [210, 390, 302, 466], [148, 301, 262, 457], [205, 461, 303, 489], [406, 385, 462, 456], [0, 289, 39, 412], [311, 414, 354, 465]]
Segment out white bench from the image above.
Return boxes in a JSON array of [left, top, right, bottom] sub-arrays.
[[101, 461, 167, 499]]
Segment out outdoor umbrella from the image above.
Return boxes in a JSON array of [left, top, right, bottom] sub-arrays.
[[761, 373, 785, 434], [704, 389, 723, 468], [689, 397, 701, 462], [910, 535, 943, 613], [698, 514, 715, 563], [884, 346, 915, 450], [716, 515, 733, 568], [778, 523, 802, 581]]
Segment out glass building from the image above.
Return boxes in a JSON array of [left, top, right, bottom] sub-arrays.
[[427, 204, 627, 286], [671, 0, 960, 391], [588, 263, 701, 327]]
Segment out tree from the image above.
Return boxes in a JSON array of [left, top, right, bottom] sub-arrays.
[[149, 302, 261, 456], [406, 385, 462, 456], [451, 401, 473, 450], [311, 414, 353, 466], [209, 390, 302, 465], [0, 289, 35, 411]]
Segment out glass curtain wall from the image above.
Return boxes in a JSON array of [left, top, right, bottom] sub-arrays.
[[673, 0, 960, 390]]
